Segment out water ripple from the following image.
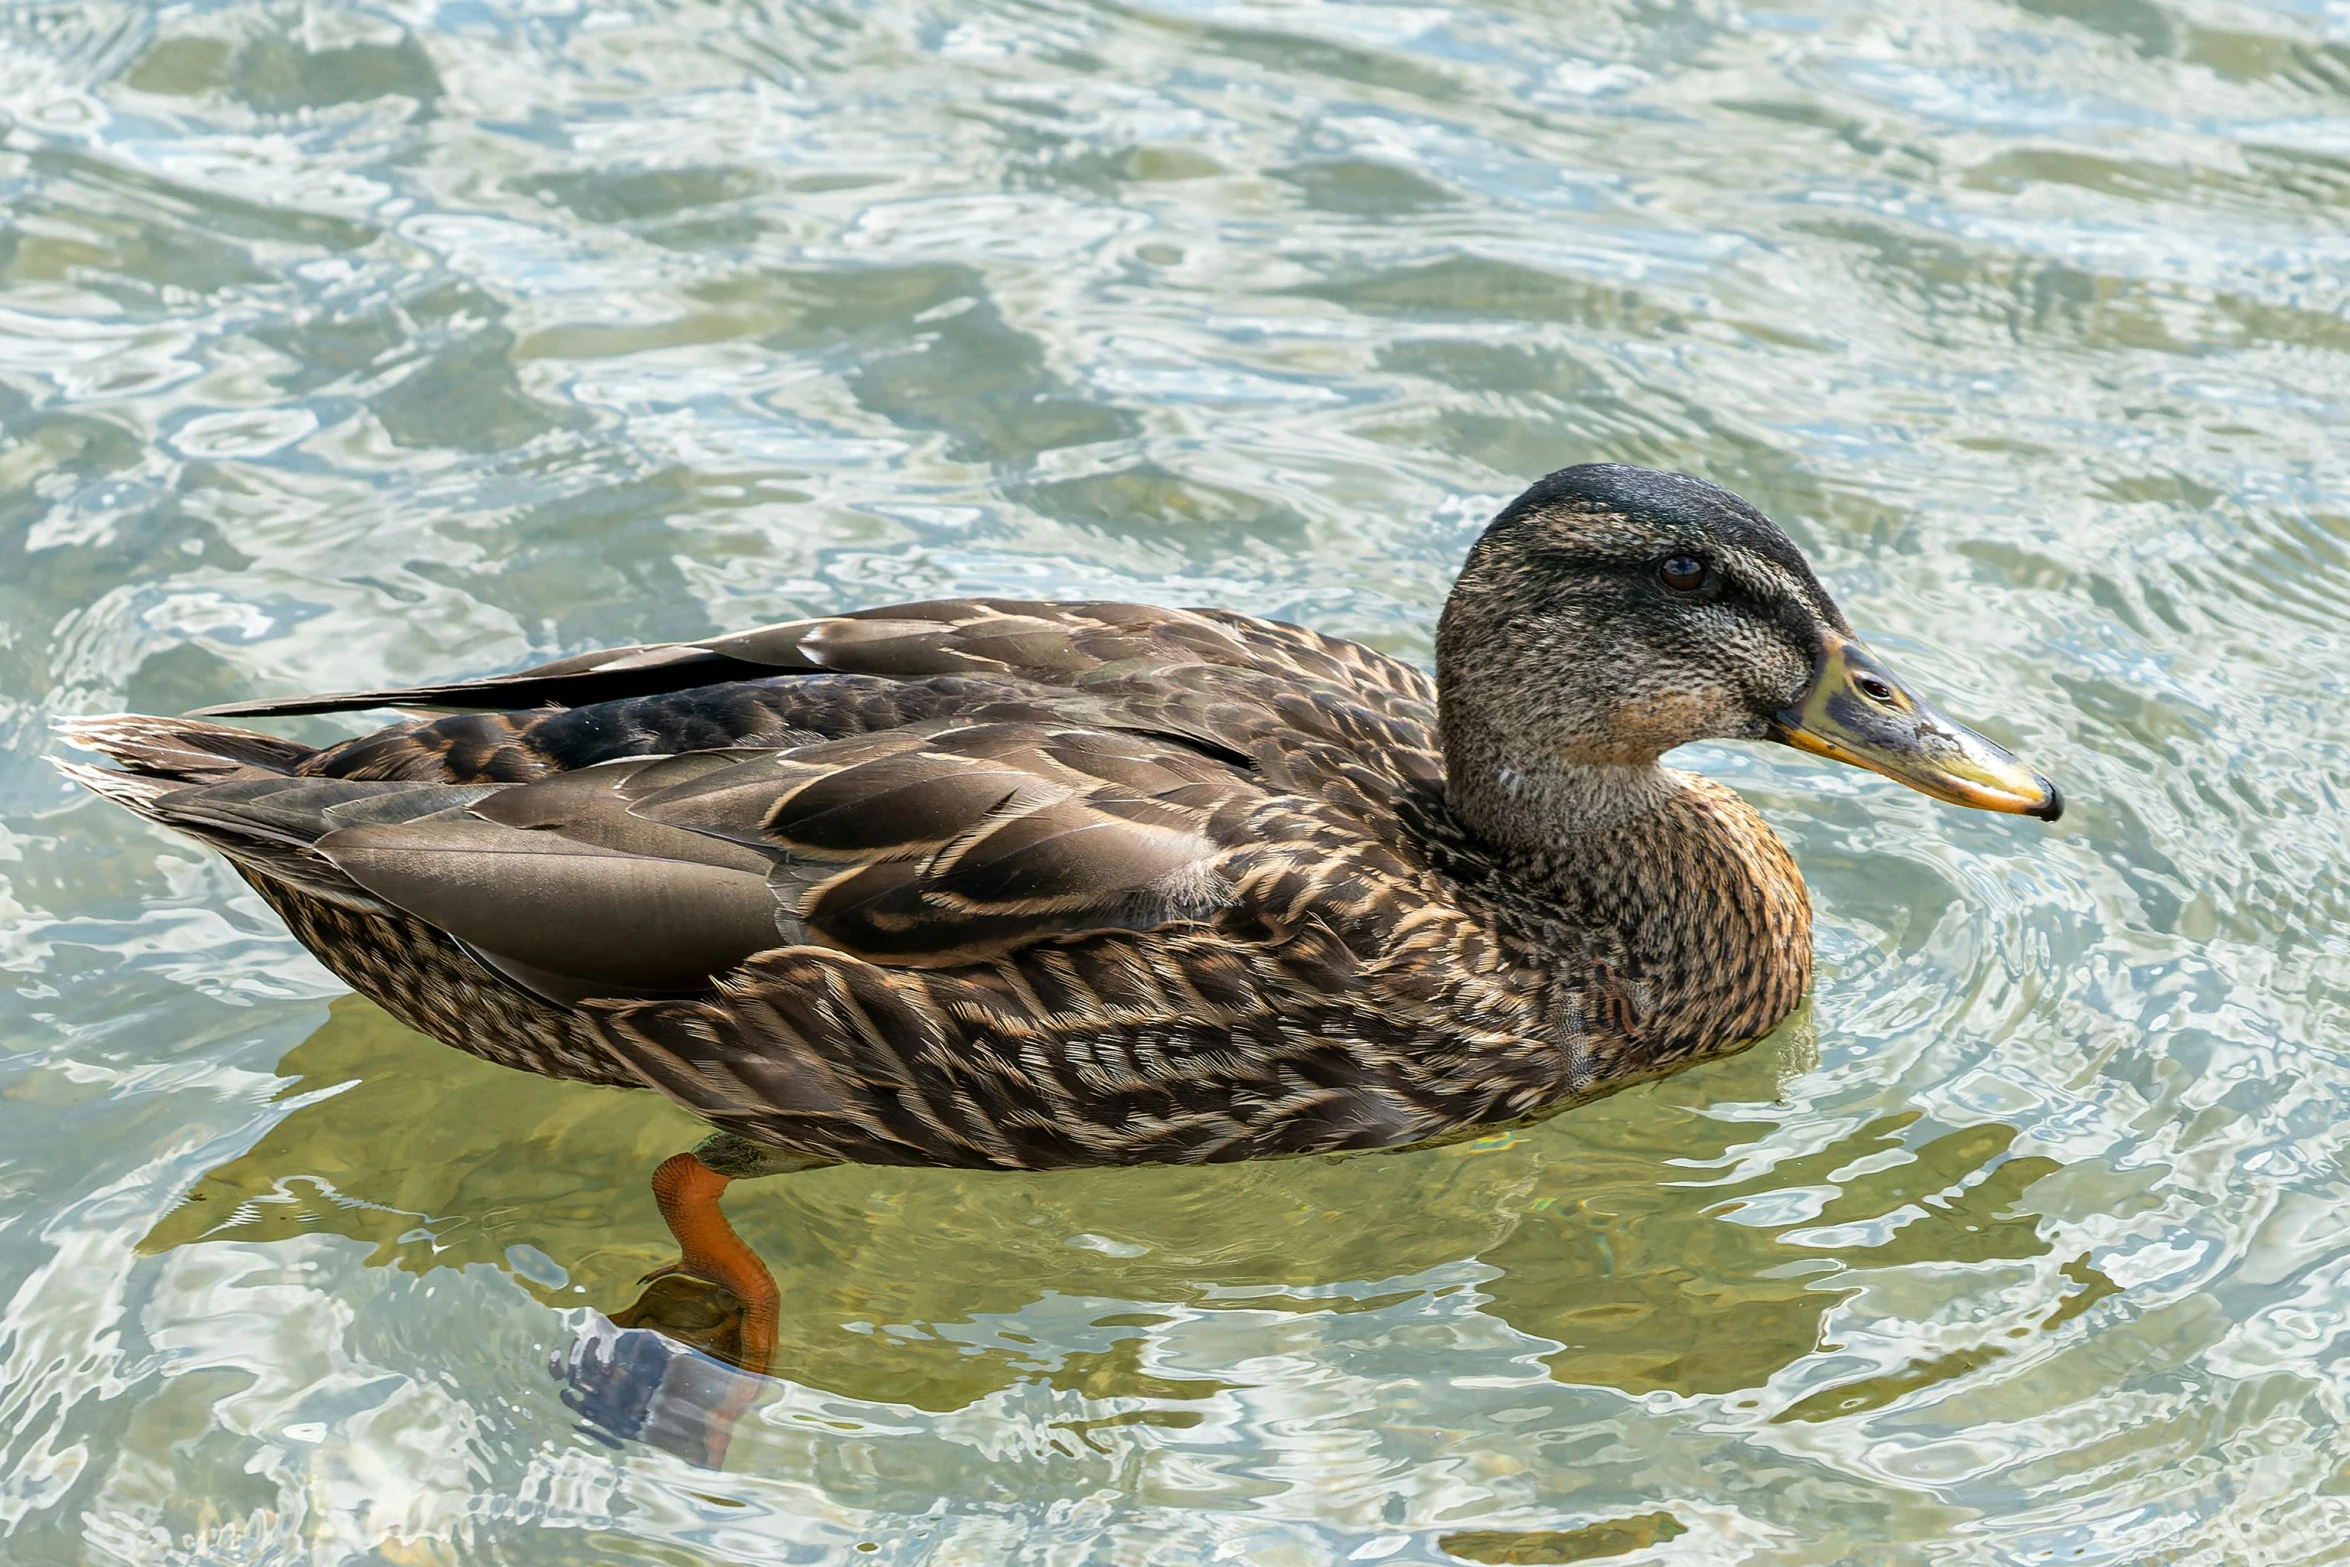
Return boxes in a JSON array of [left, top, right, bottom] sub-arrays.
[[6, 0, 2350, 1562]]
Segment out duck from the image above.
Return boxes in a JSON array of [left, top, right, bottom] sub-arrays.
[[63, 462, 2059, 1381]]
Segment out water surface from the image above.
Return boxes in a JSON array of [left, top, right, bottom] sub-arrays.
[[4, 0, 2349, 1562]]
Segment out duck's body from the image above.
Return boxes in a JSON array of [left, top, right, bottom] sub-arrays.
[[66, 464, 2059, 1170], [66, 464, 2056, 1386]]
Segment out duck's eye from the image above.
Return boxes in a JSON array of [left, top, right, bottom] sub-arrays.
[[1657, 555, 1713, 595]]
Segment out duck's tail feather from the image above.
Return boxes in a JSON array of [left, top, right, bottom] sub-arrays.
[[58, 713, 318, 785], [59, 714, 398, 910]]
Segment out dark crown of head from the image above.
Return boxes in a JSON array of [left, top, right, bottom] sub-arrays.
[[1480, 463, 1840, 619]]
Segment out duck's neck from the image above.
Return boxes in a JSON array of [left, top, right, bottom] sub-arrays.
[[1439, 726, 1813, 1064], [1444, 750, 1682, 850]]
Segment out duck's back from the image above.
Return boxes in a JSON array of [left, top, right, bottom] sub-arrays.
[[285, 599, 1444, 812]]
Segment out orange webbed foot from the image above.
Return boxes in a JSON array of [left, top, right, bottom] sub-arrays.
[[627, 1150, 780, 1375], [566, 1137, 830, 1467]]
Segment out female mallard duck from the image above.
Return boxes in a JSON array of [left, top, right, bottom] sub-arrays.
[[66, 463, 2057, 1375]]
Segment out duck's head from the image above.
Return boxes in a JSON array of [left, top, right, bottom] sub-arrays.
[[1435, 463, 2060, 838]]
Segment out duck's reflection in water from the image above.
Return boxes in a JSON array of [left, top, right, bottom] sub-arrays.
[[143, 996, 2071, 1468]]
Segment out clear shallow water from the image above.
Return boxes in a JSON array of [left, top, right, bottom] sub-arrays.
[[3, 0, 2348, 1560]]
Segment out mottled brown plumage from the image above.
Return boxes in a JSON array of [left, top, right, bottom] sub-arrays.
[[63, 464, 2057, 1175]]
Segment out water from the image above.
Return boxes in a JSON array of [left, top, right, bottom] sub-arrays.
[[4, 0, 2348, 1561]]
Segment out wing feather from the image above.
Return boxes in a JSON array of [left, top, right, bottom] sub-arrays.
[[314, 815, 784, 1001], [618, 722, 1255, 967]]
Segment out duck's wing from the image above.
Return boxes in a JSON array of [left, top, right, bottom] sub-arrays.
[[194, 598, 1435, 726], [153, 715, 1279, 1006], [613, 719, 1263, 968]]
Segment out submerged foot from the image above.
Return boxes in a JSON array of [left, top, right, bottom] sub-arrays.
[[558, 1139, 819, 1466], [638, 1148, 782, 1375], [611, 1271, 763, 1368]]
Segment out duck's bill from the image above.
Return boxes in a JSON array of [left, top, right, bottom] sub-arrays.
[[1769, 635, 2062, 822]]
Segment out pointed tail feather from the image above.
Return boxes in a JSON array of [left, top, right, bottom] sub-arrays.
[[59, 713, 317, 785], [58, 714, 388, 908], [53, 757, 180, 817]]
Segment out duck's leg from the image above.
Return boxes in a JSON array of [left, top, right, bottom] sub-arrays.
[[617, 1132, 833, 1376], [560, 1134, 835, 1468]]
